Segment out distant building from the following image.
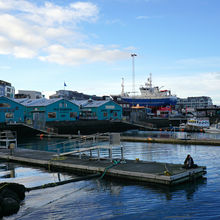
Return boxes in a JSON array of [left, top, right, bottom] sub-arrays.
[[176, 96, 213, 111], [16, 90, 43, 99], [0, 80, 15, 98], [50, 90, 102, 100]]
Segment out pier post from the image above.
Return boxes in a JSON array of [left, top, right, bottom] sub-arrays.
[[109, 147, 112, 162], [121, 146, 124, 160], [97, 148, 100, 160]]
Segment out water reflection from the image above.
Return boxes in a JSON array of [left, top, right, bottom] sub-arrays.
[[123, 130, 220, 140], [95, 175, 207, 202], [0, 161, 77, 188]]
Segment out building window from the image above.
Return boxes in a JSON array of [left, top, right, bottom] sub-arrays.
[[48, 112, 56, 118], [0, 103, 11, 108], [103, 112, 108, 117], [5, 112, 14, 118], [70, 112, 77, 118], [113, 112, 118, 117]]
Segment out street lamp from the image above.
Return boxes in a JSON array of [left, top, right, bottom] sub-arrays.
[[131, 53, 137, 96]]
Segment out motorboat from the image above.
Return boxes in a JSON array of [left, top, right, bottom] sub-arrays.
[[204, 123, 220, 134]]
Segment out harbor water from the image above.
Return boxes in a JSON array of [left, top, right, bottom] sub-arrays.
[[1, 131, 220, 219]]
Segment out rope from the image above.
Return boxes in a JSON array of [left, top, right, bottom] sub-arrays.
[[0, 183, 9, 191], [100, 160, 121, 179], [26, 173, 101, 192]]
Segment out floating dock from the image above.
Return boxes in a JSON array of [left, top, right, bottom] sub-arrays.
[[0, 148, 206, 186]]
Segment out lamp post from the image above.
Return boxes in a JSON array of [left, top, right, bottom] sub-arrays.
[[131, 53, 137, 97]]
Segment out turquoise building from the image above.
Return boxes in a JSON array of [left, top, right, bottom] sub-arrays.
[[0, 96, 25, 123], [18, 98, 79, 123], [72, 99, 122, 120]]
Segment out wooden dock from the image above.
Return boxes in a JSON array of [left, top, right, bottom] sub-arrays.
[[0, 148, 206, 186]]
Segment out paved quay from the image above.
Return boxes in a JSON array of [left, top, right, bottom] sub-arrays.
[[120, 136, 220, 146], [0, 148, 206, 186]]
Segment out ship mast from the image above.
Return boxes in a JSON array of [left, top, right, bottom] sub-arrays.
[[149, 73, 152, 88], [121, 77, 125, 96], [146, 73, 152, 88]]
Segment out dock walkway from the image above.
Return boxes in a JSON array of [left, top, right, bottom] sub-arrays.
[[0, 148, 206, 185]]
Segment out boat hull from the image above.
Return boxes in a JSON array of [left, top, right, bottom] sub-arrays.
[[122, 97, 177, 107]]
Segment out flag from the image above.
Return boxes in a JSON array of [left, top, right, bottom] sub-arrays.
[[64, 82, 67, 87]]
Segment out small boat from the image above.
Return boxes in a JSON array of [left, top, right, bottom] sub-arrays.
[[187, 118, 210, 129], [204, 123, 220, 134]]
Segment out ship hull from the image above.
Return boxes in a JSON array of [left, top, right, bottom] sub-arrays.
[[122, 97, 177, 107]]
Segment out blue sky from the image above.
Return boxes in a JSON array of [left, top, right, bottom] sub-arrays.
[[0, 0, 220, 104]]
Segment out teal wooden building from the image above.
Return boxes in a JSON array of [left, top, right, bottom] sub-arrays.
[[18, 98, 80, 123], [0, 96, 25, 123], [72, 99, 122, 120]]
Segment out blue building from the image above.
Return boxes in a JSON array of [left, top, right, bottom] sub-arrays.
[[0, 96, 25, 123], [72, 99, 122, 120]]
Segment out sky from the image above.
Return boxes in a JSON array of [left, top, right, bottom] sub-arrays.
[[0, 0, 220, 104]]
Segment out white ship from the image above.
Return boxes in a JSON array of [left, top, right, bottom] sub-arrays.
[[121, 73, 177, 107]]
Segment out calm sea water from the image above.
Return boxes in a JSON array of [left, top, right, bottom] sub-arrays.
[[1, 131, 220, 220]]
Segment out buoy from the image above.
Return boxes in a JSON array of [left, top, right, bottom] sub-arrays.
[[40, 134, 44, 139], [136, 158, 139, 162], [147, 138, 152, 141]]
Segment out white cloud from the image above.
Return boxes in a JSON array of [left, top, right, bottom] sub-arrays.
[[39, 44, 129, 65], [0, 0, 128, 64], [176, 57, 220, 68], [152, 72, 220, 105], [136, 16, 150, 20]]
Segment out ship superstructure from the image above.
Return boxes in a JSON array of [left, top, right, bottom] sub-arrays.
[[121, 73, 177, 107]]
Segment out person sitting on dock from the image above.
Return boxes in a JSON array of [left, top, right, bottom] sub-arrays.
[[183, 154, 196, 169]]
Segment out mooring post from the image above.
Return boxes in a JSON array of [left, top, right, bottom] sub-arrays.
[[109, 147, 112, 162], [97, 148, 100, 160], [121, 145, 124, 160]]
